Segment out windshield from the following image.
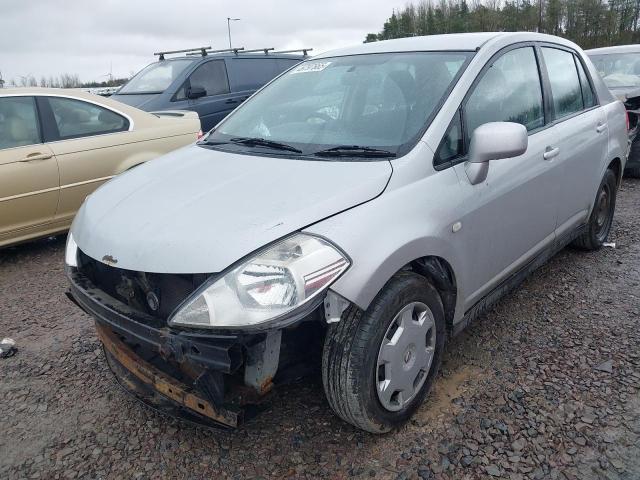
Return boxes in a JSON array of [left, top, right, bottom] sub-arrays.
[[118, 59, 194, 94], [589, 52, 640, 88], [204, 52, 472, 158]]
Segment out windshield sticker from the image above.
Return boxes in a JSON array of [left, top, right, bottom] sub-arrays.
[[290, 61, 332, 74]]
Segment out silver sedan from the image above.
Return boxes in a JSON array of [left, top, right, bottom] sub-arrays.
[[65, 32, 628, 433]]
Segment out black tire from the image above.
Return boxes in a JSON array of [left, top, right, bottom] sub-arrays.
[[572, 169, 617, 250], [626, 165, 640, 178], [322, 272, 446, 433], [625, 138, 640, 178]]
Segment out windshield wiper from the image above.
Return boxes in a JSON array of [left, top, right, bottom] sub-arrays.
[[229, 137, 302, 153], [313, 145, 396, 158]]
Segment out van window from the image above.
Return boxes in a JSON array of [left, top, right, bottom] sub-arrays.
[[541, 47, 584, 119], [275, 58, 303, 73], [118, 59, 193, 94], [46, 97, 129, 140], [228, 58, 278, 91], [180, 60, 230, 99], [465, 47, 544, 140], [0, 96, 41, 150]]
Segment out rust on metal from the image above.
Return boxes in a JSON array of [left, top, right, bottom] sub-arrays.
[[96, 323, 238, 427]]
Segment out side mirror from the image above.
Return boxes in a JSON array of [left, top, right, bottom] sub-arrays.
[[465, 122, 528, 185], [188, 86, 207, 99]]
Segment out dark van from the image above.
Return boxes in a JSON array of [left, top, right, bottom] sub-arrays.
[[111, 47, 309, 131]]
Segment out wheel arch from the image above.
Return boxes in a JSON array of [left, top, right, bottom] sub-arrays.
[[329, 240, 463, 336], [607, 157, 622, 186], [407, 256, 458, 335]]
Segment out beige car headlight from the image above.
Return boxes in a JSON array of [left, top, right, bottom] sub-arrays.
[[169, 234, 350, 329]]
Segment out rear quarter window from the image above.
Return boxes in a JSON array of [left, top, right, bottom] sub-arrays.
[[227, 58, 279, 91], [45, 97, 129, 140]]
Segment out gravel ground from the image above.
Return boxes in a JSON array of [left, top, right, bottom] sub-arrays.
[[1, 179, 639, 480]]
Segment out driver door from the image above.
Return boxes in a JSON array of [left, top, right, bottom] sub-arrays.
[[173, 59, 236, 130], [448, 46, 561, 309]]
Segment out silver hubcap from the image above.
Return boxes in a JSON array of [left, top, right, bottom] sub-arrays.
[[376, 302, 437, 412]]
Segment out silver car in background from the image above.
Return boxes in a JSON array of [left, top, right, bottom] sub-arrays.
[[66, 32, 627, 433], [587, 44, 640, 176]]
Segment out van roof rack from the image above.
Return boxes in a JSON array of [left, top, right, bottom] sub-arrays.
[[237, 47, 275, 55], [160, 46, 313, 60], [186, 47, 245, 56], [154, 46, 212, 60], [272, 48, 313, 56]]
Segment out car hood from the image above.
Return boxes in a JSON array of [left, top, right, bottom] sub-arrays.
[[110, 93, 159, 110], [72, 145, 392, 273], [607, 86, 640, 101]]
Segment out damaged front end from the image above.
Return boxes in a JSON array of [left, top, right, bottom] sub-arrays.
[[65, 249, 331, 428]]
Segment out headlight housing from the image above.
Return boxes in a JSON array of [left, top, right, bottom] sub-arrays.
[[169, 234, 350, 329], [65, 232, 78, 267]]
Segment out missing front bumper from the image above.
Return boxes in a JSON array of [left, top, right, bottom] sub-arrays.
[[97, 323, 239, 428], [66, 266, 324, 427]]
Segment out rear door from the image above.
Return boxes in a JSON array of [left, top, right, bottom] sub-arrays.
[[447, 45, 562, 308], [171, 59, 236, 131], [538, 46, 608, 237], [38, 95, 130, 225], [0, 96, 59, 239]]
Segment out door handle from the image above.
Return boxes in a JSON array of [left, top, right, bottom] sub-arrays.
[[543, 146, 560, 160], [225, 99, 238, 104], [18, 152, 53, 162], [596, 123, 607, 133]]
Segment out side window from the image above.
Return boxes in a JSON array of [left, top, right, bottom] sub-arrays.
[[575, 57, 597, 108], [275, 58, 302, 74], [47, 97, 128, 140], [541, 47, 584, 119], [434, 110, 463, 167], [228, 58, 278, 91], [0, 96, 41, 150], [184, 60, 230, 99], [465, 47, 544, 141]]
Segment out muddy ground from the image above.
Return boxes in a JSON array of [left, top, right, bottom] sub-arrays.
[[1, 179, 639, 480]]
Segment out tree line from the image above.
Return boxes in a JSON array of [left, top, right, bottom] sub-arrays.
[[364, 0, 640, 49], [2, 73, 128, 89]]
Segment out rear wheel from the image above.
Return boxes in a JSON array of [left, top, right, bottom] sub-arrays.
[[625, 138, 640, 178], [573, 169, 617, 250], [322, 272, 445, 433]]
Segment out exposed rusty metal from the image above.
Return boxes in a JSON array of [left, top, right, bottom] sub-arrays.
[[244, 331, 281, 395], [96, 323, 238, 427]]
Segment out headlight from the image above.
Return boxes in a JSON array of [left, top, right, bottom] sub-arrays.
[[65, 232, 78, 267], [170, 234, 350, 328]]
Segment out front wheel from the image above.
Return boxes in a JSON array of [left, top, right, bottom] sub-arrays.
[[322, 272, 445, 433], [572, 168, 617, 250]]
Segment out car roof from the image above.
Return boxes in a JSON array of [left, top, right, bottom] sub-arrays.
[[585, 44, 640, 55], [0, 87, 112, 99], [0, 87, 154, 120], [314, 32, 579, 58]]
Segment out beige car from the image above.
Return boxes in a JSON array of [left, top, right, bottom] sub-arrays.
[[0, 88, 201, 247]]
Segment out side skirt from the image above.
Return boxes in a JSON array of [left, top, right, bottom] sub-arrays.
[[452, 224, 586, 337]]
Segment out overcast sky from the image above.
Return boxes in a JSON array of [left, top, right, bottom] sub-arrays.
[[0, 0, 400, 84]]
